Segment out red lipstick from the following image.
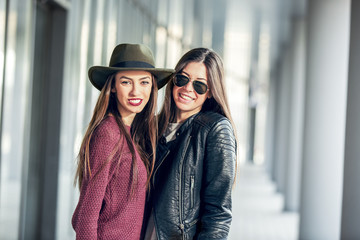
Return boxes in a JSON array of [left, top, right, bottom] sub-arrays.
[[128, 98, 143, 106]]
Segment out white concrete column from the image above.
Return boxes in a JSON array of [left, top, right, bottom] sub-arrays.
[[299, 0, 351, 239], [246, 13, 261, 163], [284, 18, 306, 212], [340, 1, 360, 238], [273, 44, 292, 194], [268, 12, 293, 193], [211, 0, 227, 57], [264, 64, 279, 177]]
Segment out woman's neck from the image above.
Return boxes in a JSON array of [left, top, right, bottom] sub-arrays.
[[176, 111, 198, 123], [108, 113, 133, 127], [121, 115, 134, 126]]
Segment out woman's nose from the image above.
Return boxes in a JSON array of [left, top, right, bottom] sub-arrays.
[[130, 83, 140, 95], [183, 80, 194, 92]]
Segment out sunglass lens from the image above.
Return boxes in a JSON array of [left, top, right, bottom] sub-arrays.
[[174, 74, 208, 95], [174, 75, 189, 87], [193, 81, 208, 95]]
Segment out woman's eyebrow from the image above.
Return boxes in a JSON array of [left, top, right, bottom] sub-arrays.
[[139, 76, 151, 80], [118, 76, 150, 80], [119, 76, 132, 80], [181, 70, 190, 77], [182, 70, 207, 81]]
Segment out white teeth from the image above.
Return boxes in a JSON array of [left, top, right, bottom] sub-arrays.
[[129, 99, 141, 103], [180, 93, 192, 100]]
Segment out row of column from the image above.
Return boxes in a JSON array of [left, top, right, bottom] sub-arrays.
[[265, 0, 360, 239]]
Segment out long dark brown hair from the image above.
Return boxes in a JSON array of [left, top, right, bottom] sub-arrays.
[[158, 48, 238, 182], [75, 72, 157, 192]]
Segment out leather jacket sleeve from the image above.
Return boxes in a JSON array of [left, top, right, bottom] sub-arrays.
[[197, 118, 237, 239]]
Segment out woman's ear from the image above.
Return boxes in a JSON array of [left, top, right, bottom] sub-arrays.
[[111, 88, 116, 93], [207, 91, 212, 98]]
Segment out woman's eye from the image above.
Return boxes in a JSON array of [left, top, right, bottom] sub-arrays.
[[121, 81, 131, 85], [141, 81, 150, 85]]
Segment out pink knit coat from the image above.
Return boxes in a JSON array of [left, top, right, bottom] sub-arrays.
[[72, 116, 147, 239]]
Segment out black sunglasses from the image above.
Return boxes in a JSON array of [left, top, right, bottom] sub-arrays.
[[173, 74, 209, 95]]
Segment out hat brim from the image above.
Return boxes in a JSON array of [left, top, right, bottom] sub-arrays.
[[88, 66, 175, 90]]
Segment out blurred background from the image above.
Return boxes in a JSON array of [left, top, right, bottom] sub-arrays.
[[1, 0, 359, 239]]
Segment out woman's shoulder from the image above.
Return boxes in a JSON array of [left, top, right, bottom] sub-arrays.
[[196, 112, 236, 148], [93, 116, 121, 141], [194, 111, 231, 129]]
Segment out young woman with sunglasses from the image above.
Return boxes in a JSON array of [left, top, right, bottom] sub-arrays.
[[144, 48, 237, 239], [71, 43, 173, 239]]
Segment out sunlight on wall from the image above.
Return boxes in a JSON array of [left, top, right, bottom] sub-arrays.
[[253, 24, 271, 166], [224, 31, 252, 165]]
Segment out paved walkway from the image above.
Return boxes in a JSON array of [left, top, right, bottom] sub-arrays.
[[228, 163, 299, 240]]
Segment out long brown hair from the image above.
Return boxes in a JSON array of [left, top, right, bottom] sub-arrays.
[[158, 47, 236, 136], [158, 48, 238, 183], [75, 73, 157, 191]]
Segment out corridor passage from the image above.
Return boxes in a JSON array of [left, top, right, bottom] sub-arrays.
[[229, 163, 299, 240]]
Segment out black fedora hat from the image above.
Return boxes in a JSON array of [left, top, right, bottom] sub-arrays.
[[88, 43, 174, 90]]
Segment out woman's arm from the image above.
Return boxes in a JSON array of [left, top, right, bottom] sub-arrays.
[[198, 119, 236, 240], [72, 124, 120, 239]]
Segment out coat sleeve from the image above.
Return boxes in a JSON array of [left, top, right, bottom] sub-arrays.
[[197, 119, 236, 240], [72, 124, 121, 239]]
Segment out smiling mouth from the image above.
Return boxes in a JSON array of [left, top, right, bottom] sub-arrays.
[[179, 93, 194, 101], [128, 99, 143, 106]]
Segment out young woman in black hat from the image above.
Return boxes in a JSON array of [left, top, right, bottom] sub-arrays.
[[144, 48, 237, 239], [72, 43, 174, 239]]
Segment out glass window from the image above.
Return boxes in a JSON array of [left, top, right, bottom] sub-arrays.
[[0, 0, 33, 239], [56, 0, 93, 239]]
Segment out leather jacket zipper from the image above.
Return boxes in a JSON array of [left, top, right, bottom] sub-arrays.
[[180, 223, 185, 240], [179, 135, 192, 238], [152, 149, 170, 187], [190, 175, 195, 209]]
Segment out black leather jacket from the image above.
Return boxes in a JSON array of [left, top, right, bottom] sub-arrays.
[[150, 111, 237, 240]]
